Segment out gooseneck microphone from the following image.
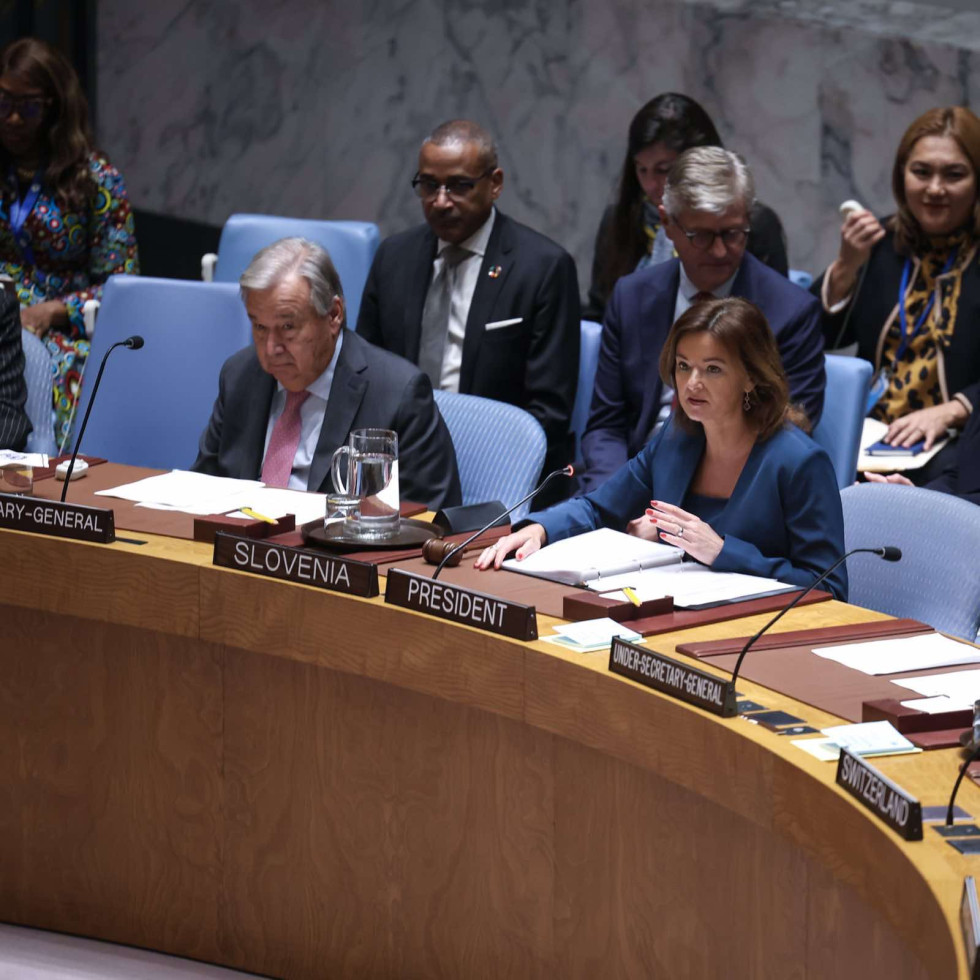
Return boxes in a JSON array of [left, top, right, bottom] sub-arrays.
[[946, 741, 980, 827], [431, 464, 574, 579], [60, 335, 145, 502], [728, 546, 902, 687]]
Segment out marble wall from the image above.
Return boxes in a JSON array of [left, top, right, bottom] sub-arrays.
[[96, 0, 979, 295]]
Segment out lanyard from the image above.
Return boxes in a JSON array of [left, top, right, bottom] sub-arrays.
[[895, 248, 957, 362], [5, 166, 44, 276]]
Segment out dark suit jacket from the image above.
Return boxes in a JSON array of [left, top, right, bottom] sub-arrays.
[[356, 211, 580, 474], [0, 292, 30, 452], [534, 419, 847, 599], [579, 253, 825, 495], [192, 329, 461, 509], [927, 406, 980, 506]]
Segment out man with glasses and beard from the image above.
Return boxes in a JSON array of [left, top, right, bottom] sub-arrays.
[[579, 146, 825, 495], [356, 120, 579, 502]]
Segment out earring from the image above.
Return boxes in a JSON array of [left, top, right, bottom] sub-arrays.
[[743, 391, 752, 412]]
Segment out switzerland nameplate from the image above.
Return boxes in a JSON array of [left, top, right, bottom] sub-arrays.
[[835, 749, 923, 841], [608, 637, 737, 717], [384, 567, 537, 641], [213, 532, 378, 597], [0, 491, 114, 543]]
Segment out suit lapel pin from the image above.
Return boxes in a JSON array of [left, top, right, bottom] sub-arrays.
[[488, 265, 502, 279]]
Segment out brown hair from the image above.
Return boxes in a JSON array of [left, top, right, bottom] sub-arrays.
[[658, 297, 810, 439], [0, 37, 96, 210], [891, 106, 980, 254]]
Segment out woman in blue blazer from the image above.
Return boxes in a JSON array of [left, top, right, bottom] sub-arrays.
[[476, 297, 847, 600]]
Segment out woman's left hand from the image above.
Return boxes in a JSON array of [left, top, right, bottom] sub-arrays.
[[884, 402, 968, 450], [645, 500, 724, 565], [19, 300, 69, 338]]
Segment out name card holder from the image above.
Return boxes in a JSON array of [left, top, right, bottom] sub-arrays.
[[835, 749, 923, 841], [384, 567, 537, 641], [608, 637, 737, 717], [963, 877, 980, 980], [0, 491, 114, 544], [213, 531, 378, 597]]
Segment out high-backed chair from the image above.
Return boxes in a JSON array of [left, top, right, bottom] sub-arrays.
[[71, 276, 253, 470], [19, 327, 56, 456], [812, 354, 873, 489], [840, 483, 980, 641], [433, 390, 546, 521], [570, 319, 602, 459], [202, 214, 380, 326]]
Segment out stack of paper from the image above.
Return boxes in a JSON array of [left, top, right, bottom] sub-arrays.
[[858, 417, 950, 473], [812, 633, 980, 675], [793, 721, 920, 762], [890, 667, 980, 709], [542, 618, 641, 653], [0, 450, 49, 467]]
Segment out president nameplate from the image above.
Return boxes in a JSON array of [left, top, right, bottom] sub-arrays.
[[384, 568, 537, 641], [835, 749, 923, 841], [0, 492, 114, 543], [608, 637, 737, 717], [213, 532, 378, 597]]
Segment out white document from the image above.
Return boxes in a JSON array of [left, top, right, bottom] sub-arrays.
[[503, 528, 682, 585], [857, 417, 950, 473], [97, 470, 264, 516], [889, 667, 980, 706], [898, 696, 962, 714], [821, 720, 918, 756], [0, 450, 49, 467], [551, 618, 641, 646], [812, 632, 980, 676], [585, 563, 796, 609]]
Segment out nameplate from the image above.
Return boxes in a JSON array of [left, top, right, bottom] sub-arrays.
[[0, 492, 114, 543], [608, 637, 737, 717], [962, 877, 980, 980], [835, 749, 923, 841], [384, 568, 537, 641], [213, 532, 378, 597]]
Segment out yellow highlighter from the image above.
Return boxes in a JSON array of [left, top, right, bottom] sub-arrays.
[[241, 507, 279, 525], [622, 587, 642, 608]]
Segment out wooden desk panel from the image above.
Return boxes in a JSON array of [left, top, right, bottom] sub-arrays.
[[0, 526, 973, 978]]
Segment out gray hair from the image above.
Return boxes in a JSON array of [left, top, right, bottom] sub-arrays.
[[239, 237, 344, 321], [661, 146, 756, 218], [422, 119, 499, 170]]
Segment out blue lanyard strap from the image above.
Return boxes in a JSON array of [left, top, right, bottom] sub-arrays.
[[5, 166, 43, 275], [895, 249, 958, 362]]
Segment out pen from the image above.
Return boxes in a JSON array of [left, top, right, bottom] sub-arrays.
[[241, 507, 279, 525]]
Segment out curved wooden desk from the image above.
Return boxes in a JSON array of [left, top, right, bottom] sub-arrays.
[[0, 526, 975, 978]]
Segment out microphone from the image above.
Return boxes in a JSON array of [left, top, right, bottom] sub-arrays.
[[430, 464, 574, 579], [945, 705, 980, 826], [60, 335, 144, 502], [729, 546, 902, 688]]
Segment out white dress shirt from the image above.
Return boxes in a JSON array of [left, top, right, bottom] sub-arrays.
[[262, 331, 344, 491], [432, 208, 496, 392]]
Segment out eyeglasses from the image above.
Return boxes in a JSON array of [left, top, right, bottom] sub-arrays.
[[0, 91, 51, 122], [674, 219, 750, 251], [411, 169, 494, 201]]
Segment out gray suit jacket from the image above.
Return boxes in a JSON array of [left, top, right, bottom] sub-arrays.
[[192, 329, 461, 509]]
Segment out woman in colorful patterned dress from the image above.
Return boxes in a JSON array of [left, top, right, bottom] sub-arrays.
[[0, 37, 138, 450], [815, 106, 980, 484]]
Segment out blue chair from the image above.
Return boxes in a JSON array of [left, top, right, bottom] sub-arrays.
[[433, 390, 546, 521], [812, 354, 873, 489], [71, 276, 253, 470], [19, 328, 56, 456], [570, 319, 602, 459], [788, 269, 813, 289], [206, 214, 380, 327], [841, 483, 980, 641]]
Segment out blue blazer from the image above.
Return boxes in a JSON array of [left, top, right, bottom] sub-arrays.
[[534, 419, 847, 600], [580, 253, 826, 494]]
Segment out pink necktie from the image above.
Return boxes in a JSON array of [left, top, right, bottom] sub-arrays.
[[261, 390, 310, 488]]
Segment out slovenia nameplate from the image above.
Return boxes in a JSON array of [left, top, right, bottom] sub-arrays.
[[608, 637, 737, 717], [835, 749, 923, 841], [384, 567, 537, 641], [213, 532, 378, 597], [0, 491, 114, 543]]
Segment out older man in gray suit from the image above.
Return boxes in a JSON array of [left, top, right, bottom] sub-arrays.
[[193, 237, 461, 510]]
